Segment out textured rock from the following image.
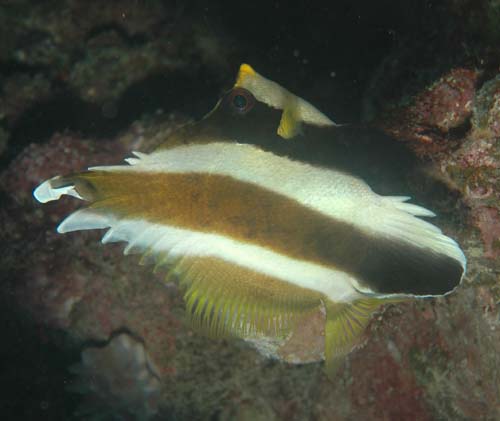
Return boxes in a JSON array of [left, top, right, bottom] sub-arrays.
[[379, 68, 480, 155], [0, 73, 52, 125], [472, 74, 500, 138], [0, 0, 232, 157], [70, 333, 161, 419]]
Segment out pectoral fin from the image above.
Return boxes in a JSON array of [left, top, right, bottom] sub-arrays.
[[277, 106, 302, 139]]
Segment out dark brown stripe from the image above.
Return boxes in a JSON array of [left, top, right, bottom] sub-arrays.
[[74, 170, 463, 296]]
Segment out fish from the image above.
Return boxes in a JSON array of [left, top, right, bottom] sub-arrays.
[[33, 64, 466, 376]]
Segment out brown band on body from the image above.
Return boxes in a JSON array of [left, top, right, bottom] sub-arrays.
[[80, 170, 463, 296]]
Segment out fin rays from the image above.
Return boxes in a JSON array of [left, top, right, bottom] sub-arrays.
[[175, 257, 322, 339], [324, 298, 386, 377]]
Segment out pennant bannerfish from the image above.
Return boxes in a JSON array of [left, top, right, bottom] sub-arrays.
[[33, 64, 466, 376]]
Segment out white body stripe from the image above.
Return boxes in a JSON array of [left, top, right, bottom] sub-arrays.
[[58, 210, 362, 303], [91, 142, 466, 269]]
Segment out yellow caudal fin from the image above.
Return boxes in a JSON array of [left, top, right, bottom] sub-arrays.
[[323, 297, 405, 378]]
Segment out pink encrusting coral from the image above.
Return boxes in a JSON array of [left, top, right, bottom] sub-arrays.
[[1, 133, 128, 202], [1, 132, 126, 329], [471, 75, 500, 138], [379, 68, 479, 155], [472, 207, 500, 258]]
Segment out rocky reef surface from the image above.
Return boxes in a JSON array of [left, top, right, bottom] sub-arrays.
[[1, 0, 500, 420], [3, 88, 500, 418]]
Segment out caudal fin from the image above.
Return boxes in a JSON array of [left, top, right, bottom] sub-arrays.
[[323, 297, 405, 378]]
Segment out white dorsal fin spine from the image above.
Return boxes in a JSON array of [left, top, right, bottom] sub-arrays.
[[33, 177, 83, 203], [57, 209, 112, 233], [383, 196, 436, 217]]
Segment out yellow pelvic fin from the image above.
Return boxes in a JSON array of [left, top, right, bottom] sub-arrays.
[[235, 63, 257, 87], [323, 298, 399, 378], [277, 105, 302, 139], [169, 256, 322, 339]]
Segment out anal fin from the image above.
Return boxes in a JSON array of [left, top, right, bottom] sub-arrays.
[[172, 256, 322, 340]]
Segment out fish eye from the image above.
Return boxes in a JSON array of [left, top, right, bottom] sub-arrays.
[[227, 88, 255, 114]]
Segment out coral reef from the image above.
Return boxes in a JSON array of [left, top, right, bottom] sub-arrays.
[[1, 1, 500, 419], [367, 59, 500, 420], [378, 68, 479, 155]]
